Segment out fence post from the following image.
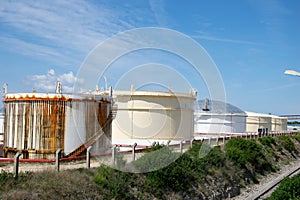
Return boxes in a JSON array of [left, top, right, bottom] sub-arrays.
[[180, 140, 184, 154], [132, 143, 137, 161], [56, 148, 62, 172], [166, 140, 171, 146], [190, 139, 194, 148], [112, 145, 117, 166], [86, 146, 92, 169], [14, 152, 22, 178]]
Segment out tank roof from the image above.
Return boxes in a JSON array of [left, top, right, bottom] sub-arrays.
[[195, 99, 246, 114], [113, 90, 197, 99], [4, 93, 111, 102]]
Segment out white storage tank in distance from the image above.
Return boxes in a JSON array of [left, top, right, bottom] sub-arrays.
[[194, 99, 247, 134]]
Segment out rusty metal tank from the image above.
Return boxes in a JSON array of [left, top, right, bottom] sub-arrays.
[[3, 93, 112, 159]]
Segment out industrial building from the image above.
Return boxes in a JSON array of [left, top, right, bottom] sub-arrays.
[[111, 88, 197, 146], [2, 91, 112, 159], [194, 99, 247, 134]]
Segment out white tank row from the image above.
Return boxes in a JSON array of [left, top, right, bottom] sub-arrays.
[[194, 100, 287, 134]]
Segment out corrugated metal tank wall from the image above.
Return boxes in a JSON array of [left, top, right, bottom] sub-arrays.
[[3, 94, 112, 159], [4, 100, 65, 158]]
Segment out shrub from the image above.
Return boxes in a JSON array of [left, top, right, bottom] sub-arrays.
[[292, 134, 300, 143], [94, 166, 133, 199], [225, 138, 272, 173], [266, 174, 300, 200], [144, 153, 195, 195], [132, 146, 180, 172], [277, 135, 296, 152], [259, 136, 276, 147]]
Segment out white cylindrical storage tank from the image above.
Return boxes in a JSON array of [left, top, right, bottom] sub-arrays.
[[194, 100, 247, 134], [112, 89, 196, 145], [246, 112, 272, 133]]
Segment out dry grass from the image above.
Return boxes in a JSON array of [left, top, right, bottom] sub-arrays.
[[1, 168, 102, 200]]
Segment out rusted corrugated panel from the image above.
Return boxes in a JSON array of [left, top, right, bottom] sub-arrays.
[[3, 99, 66, 158], [3, 93, 112, 159]]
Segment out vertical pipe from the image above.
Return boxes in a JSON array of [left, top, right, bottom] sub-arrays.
[[14, 152, 22, 178], [21, 103, 26, 149], [56, 148, 62, 172], [132, 143, 137, 162], [86, 146, 92, 169], [8, 103, 13, 147], [13, 103, 18, 148]]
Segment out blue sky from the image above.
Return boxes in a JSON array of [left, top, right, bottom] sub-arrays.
[[0, 0, 299, 115]]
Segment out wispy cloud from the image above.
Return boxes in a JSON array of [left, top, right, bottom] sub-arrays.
[[25, 69, 83, 93], [0, 0, 150, 68], [192, 34, 262, 46]]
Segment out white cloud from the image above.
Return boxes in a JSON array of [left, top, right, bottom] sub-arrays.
[[0, 0, 153, 68], [192, 34, 262, 46], [26, 69, 83, 93]]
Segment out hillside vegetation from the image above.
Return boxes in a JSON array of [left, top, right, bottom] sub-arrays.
[[0, 134, 299, 199]]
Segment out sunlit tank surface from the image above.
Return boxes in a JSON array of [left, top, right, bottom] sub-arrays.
[[194, 100, 247, 134], [3, 93, 112, 159], [0, 112, 4, 155], [271, 115, 288, 131], [246, 112, 272, 132], [112, 89, 196, 145]]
